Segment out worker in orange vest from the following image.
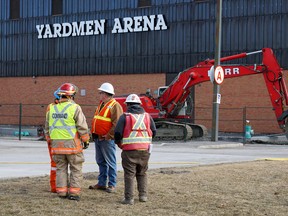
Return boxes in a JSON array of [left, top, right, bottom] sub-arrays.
[[45, 83, 90, 201], [114, 94, 156, 205], [89, 82, 123, 193], [45, 89, 60, 193]]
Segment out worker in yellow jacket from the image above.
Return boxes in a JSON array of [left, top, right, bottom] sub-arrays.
[[45, 83, 90, 201]]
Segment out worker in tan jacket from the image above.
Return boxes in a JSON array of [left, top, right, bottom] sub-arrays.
[[45, 83, 90, 201]]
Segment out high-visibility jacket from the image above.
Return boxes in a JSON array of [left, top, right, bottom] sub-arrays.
[[91, 99, 117, 135], [46, 99, 59, 113], [45, 102, 58, 143], [122, 112, 152, 151], [49, 102, 77, 139], [49, 101, 83, 154]]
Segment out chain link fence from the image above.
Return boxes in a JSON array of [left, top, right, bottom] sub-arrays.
[[0, 103, 283, 140]]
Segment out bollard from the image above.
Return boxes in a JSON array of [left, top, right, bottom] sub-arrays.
[[245, 120, 254, 140]]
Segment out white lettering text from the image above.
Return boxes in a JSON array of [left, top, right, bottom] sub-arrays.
[[225, 68, 240, 75], [36, 14, 167, 39]]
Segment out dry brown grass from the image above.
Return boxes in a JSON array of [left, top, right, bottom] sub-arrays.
[[1, 161, 288, 216]]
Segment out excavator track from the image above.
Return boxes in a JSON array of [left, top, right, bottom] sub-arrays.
[[153, 121, 193, 141], [186, 123, 208, 138], [153, 121, 208, 141]]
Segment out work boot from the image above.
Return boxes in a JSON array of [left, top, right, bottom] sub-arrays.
[[121, 198, 134, 205], [88, 184, 107, 190], [58, 192, 68, 199], [139, 196, 148, 202], [58, 195, 68, 199], [68, 195, 80, 201], [106, 186, 116, 193]]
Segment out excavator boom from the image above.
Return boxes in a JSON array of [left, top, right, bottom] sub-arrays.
[[116, 48, 288, 140], [159, 48, 288, 129]]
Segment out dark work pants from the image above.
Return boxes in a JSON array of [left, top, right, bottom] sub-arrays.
[[121, 150, 150, 200]]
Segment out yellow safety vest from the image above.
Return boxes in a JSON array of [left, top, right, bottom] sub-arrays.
[[49, 101, 77, 140]]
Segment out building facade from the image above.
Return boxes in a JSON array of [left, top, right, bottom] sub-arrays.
[[0, 0, 288, 134]]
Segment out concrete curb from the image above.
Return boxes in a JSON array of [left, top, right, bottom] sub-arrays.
[[154, 140, 245, 149], [197, 143, 244, 149], [250, 135, 288, 144]]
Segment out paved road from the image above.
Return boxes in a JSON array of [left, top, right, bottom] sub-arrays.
[[0, 138, 288, 179]]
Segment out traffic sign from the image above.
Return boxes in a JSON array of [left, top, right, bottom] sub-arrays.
[[208, 66, 214, 83], [214, 66, 224, 84]]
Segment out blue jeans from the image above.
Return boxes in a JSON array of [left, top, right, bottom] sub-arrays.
[[94, 138, 117, 187]]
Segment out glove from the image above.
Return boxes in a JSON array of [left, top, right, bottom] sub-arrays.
[[82, 141, 89, 149]]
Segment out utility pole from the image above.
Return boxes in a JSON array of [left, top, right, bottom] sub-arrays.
[[211, 0, 223, 141]]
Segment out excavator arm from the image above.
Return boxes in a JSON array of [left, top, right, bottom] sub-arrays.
[[159, 48, 288, 129]]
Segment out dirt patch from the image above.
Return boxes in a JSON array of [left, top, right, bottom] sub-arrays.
[[1, 161, 288, 216]]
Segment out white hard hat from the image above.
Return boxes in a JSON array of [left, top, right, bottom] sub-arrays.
[[98, 82, 115, 95], [125, 94, 142, 104]]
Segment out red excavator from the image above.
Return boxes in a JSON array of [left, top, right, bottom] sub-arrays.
[[115, 48, 288, 140]]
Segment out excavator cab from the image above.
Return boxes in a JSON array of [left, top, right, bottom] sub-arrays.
[[157, 86, 168, 97]]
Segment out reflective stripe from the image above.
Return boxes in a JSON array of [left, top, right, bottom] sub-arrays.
[[130, 114, 149, 138], [51, 125, 76, 130], [122, 113, 152, 151], [70, 187, 81, 194], [122, 137, 152, 144], [50, 103, 75, 137], [51, 132, 83, 155], [51, 147, 82, 155], [49, 102, 77, 139], [123, 113, 150, 145], [91, 99, 117, 135], [51, 167, 57, 171], [57, 186, 68, 193], [94, 115, 112, 122], [93, 100, 116, 121], [103, 100, 116, 117]]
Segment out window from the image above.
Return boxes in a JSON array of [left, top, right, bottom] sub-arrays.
[[52, 0, 63, 16], [138, 0, 151, 8], [194, 0, 209, 3], [10, 0, 20, 20]]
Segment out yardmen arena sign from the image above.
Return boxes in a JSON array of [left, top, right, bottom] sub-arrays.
[[36, 14, 167, 39]]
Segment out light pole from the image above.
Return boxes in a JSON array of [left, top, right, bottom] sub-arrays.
[[211, 0, 223, 141]]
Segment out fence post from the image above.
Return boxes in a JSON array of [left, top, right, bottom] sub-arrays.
[[243, 106, 247, 144], [18, 103, 22, 141]]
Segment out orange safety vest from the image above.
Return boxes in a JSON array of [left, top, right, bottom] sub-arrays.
[[122, 112, 152, 151], [91, 99, 117, 135]]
